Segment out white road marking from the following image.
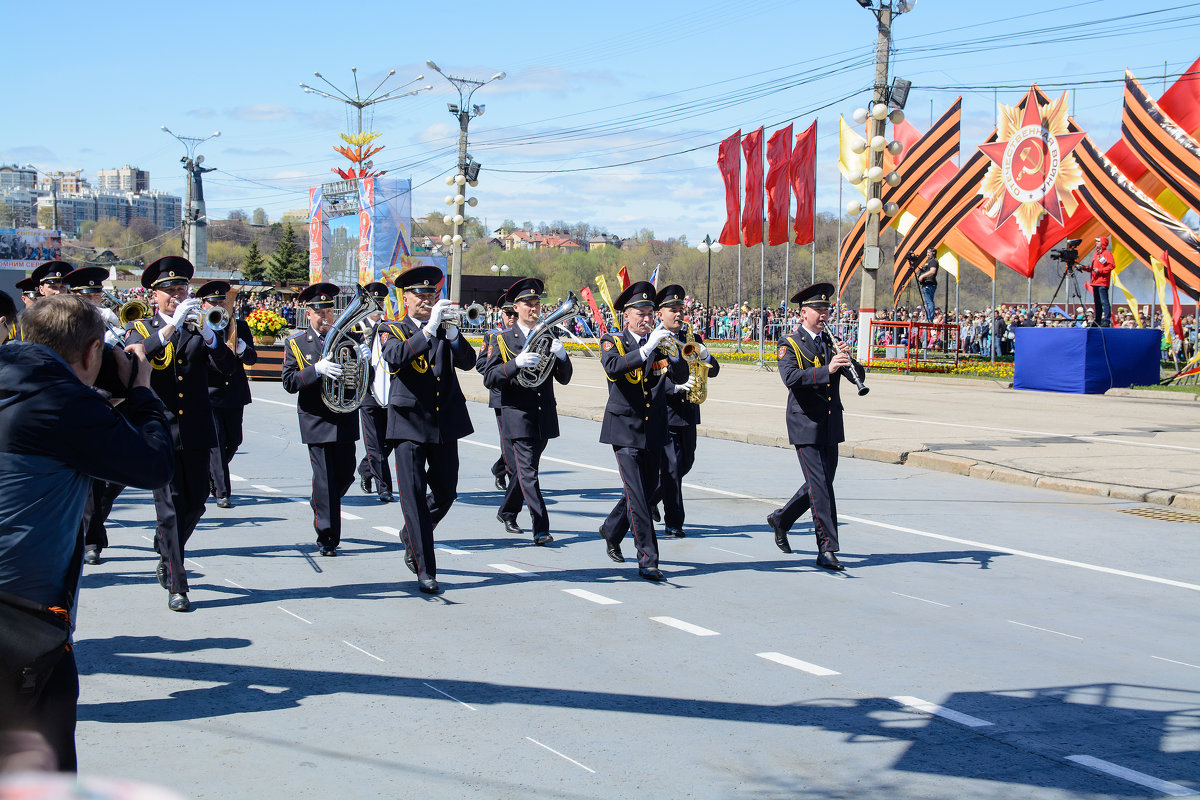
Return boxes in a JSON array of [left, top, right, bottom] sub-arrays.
[[890, 696, 994, 728], [707, 397, 785, 409], [141, 535, 153, 542], [491, 563, 530, 575], [710, 546, 753, 558], [277, 606, 312, 624], [340, 510, 362, 520], [1151, 655, 1200, 669], [1007, 620, 1083, 640], [255, 398, 294, 408], [1065, 755, 1197, 796], [563, 588, 621, 605], [374, 526, 401, 537], [525, 737, 596, 774], [892, 592, 950, 608], [229, 473, 246, 482], [224, 579, 248, 590], [437, 546, 469, 555], [756, 652, 840, 676], [343, 641, 385, 662], [423, 682, 477, 711], [650, 616, 719, 637], [185, 558, 205, 569], [252, 484, 279, 493]]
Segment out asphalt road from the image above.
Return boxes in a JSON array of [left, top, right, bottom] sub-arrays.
[[69, 383, 1200, 799]]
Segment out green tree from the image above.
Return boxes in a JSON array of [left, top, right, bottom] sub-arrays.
[[252, 208, 267, 226], [266, 222, 307, 284], [242, 240, 266, 281]]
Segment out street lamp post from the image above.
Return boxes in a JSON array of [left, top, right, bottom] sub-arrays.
[[696, 235, 723, 337], [161, 126, 220, 270], [300, 68, 432, 138], [427, 61, 505, 305]]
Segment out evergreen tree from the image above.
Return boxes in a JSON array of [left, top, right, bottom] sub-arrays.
[[242, 239, 266, 281], [266, 223, 307, 284]]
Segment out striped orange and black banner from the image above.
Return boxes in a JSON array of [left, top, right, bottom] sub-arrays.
[[1122, 70, 1200, 215], [837, 99, 962, 297], [1075, 136, 1200, 299]]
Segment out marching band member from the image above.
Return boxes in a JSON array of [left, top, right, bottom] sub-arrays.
[[356, 281, 396, 503], [597, 280, 688, 580], [31, 261, 72, 298], [655, 284, 719, 538], [377, 267, 476, 594], [0, 290, 16, 344], [15, 276, 39, 308], [482, 277, 573, 546], [123, 256, 237, 610], [477, 290, 517, 492], [281, 282, 360, 557], [767, 283, 864, 571], [197, 281, 257, 509]]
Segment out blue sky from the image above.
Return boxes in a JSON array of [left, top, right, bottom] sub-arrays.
[[5, 0, 1198, 243]]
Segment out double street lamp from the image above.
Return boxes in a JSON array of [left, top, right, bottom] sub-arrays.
[[696, 235, 723, 337]]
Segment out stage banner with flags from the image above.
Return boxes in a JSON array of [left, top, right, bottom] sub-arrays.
[[595, 274, 619, 325], [580, 286, 608, 334], [741, 126, 764, 247], [765, 124, 792, 246], [616, 265, 630, 291], [791, 120, 817, 246], [718, 130, 742, 246]]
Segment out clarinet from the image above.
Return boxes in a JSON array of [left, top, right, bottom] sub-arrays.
[[827, 333, 869, 396]]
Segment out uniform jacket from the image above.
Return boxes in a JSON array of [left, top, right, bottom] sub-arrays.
[[777, 327, 865, 446], [476, 323, 506, 410], [280, 326, 360, 445], [663, 324, 719, 427], [481, 323, 573, 440], [208, 318, 257, 408], [0, 341, 173, 606], [378, 316, 476, 444], [124, 314, 235, 450], [599, 327, 688, 449]]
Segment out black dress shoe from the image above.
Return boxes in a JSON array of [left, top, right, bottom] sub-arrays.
[[418, 578, 440, 594], [494, 473, 507, 491], [767, 514, 792, 553], [651, 505, 661, 523], [319, 545, 337, 557], [378, 491, 394, 503], [638, 567, 665, 581], [156, 560, 168, 589], [404, 548, 417, 574], [360, 474, 373, 494], [83, 546, 101, 565], [216, 497, 233, 509], [665, 527, 686, 538], [533, 532, 553, 546], [497, 513, 523, 535], [168, 592, 191, 612], [605, 542, 624, 563], [817, 551, 845, 571]]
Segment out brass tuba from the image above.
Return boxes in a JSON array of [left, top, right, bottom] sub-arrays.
[[681, 323, 711, 404], [320, 284, 383, 413], [515, 292, 578, 388]]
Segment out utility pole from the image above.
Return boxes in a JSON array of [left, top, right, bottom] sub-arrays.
[[162, 127, 219, 271], [857, 2, 891, 363]]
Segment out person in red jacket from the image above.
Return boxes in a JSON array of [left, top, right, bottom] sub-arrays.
[[1082, 235, 1114, 327]]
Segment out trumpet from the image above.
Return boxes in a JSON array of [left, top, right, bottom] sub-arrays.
[[204, 305, 230, 331]]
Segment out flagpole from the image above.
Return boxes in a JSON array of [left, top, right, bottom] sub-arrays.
[[758, 237, 767, 370], [736, 245, 743, 354], [784, 240, 790, 319]]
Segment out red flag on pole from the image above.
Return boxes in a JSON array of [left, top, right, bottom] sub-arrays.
[[741, 127, 764, 247], [790, 120, 817, 246], [765, 124, 792, 246], [1164, 251, 1185, 341], [717, 130, 741, 246], [579, 287, 608, 334], [616, 266, 630, 291]]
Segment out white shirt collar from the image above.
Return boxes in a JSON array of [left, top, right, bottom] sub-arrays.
[[801, 323, 822, 341]]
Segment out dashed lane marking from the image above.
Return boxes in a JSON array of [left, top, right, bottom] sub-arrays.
[[710, 546, 753, 558], [229, 473, 246, 482], [1007, 620, 1083, 640], [277, 606, 312, 624], [224, 579, 248, 590], [374, 526, 401, 537], [563, 588, 621, 605], [756, 652, 840, 676], [525, 737, 596, 774], [650, 616, 719, 637], [255, 398, 294, 408], [491, 563, 531, 575], [1151, 655, 1200, 669], [892, 592, 950, 608], [423, 683, 477, 711], [252, 484, 279, 493], [340, 510, 362, 521], [343, 641, 384, 662], [890, 696, 994, 728], [1065, 755, 1197, 796], [438, 546, 469, 555]]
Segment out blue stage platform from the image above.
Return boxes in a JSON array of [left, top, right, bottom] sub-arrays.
[[1013, 328, 1162, 394]]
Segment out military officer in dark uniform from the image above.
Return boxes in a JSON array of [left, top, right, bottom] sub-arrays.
[[357, 281, 396, 503], [654, 284, 719, 538], [197, 280, 257, 509], [15, 276, 39, 308], [767, 282, 864, 571], [123, 256, 237, 610], [482, 277, 573, 545], [478, 290, 517, 492], [31, 260, 72, 297], [598, 280, 689, 580], [281, 282, 360, 557], [378, 266, 476, 594], [0, 290, 16, 344]]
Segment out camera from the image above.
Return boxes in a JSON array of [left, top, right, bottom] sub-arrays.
[[1049, 238, 1083, 266], [93, 343, 139, 399], [905, 252, 922, 265]]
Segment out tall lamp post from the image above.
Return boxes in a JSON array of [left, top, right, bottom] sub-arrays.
[[427, 60, 505, 305], [162, 126, 220, 271], [696, 234, 723, 337], [300, 68, 432, 138]]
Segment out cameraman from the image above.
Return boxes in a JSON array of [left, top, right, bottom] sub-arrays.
[[1080, 235, 1114, 327], [0, 295, 173, 771], [915, 247, 939, 322]]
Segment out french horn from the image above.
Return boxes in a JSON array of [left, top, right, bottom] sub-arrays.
[[320, 284, 383, 413]]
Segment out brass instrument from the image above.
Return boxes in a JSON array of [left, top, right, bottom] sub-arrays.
[[204, 306, 230, 331], [681, 323, 711, 404], [464, 302, 485, 326], [117, 298, 151, 326], [320, 284, 383, 413], [652, 320, 680, 358], [514, 292, 578, 388]]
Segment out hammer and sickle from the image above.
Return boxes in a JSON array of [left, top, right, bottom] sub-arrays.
[[1017, 141, 1045, 177]]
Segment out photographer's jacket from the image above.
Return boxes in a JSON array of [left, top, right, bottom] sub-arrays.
[[777, 329, 865, 446]]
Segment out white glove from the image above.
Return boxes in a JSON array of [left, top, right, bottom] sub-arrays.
[[695, 342, 709, 358], [104, 330, 122, 348], [169, 298, 200, 329], [425, 299, 453, 331], [671, 376, 697, 394], [358, 343, 371, 361], [514, 351, 542, 370], [201, 319, 217, 347], [550, 338, 566, 359], [235, 338, 248, 356], [640, 327, 672, 359], [315, 358, 344, 379], [443, 323, 459, 341]]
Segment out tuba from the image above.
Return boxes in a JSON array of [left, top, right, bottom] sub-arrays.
[[681, 323, 711, 404], [515, 292, 578, 388], [320, 284, 383, 413]]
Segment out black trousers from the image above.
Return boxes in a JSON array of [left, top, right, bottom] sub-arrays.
[[393, 439, 459, 581], [208, 405, 245, 499], [153, 448, 210, 594], [82, 479, 124, 551], [308, 441, 357, 548], [357, 404, 394, 496], [498, 437, 548, 534], [12, 649, 78, 771], [601, 445, 661, 570], [657, 425, 697, 529], [773, 443, 840, 553], [491, 410, 511, 481]]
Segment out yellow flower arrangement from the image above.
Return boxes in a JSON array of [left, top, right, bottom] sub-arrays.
[[246, 309, 288, 336]]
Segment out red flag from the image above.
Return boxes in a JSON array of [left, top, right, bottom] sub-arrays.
[[741, 127, 764, 247], [717, 130, 741, 246], [765, 124, 792, 246], [790, 121, 817, 246], [580, 287, 608, 334], [1164, 251, 1185, 341], [616, 266, 630, 291]]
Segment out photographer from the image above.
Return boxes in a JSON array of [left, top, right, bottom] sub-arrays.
[[0, 295, 173, 771], [1081, 235, 1114, 327], [915, 247, 938, 322]]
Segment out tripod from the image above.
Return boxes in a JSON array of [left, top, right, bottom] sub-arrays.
[[1048, 263, 1089, 323]]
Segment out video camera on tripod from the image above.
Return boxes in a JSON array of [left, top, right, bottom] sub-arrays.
[[1049, 239, 1084, 269]]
